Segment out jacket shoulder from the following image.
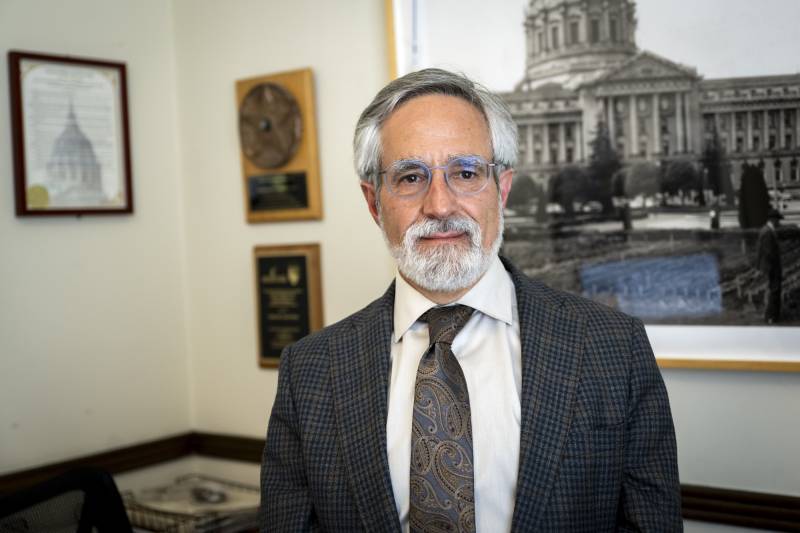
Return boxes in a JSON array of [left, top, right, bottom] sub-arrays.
[[504, 257, 640, 333], [281, 282, 394, 363]]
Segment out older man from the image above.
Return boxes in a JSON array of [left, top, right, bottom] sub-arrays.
[[260, 69, 681, 532]]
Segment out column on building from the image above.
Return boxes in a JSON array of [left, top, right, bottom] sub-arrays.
[[526, 123, 535, 164], [619, 1, 628, 44], [542, 10, 550, 53], [608, 97, 616, 141], [601, 0, 610, 41], [652, 93, 661, 155], [686, 92, 694, 153], [543, 120, 550, 164], [558, 122, 566, 162], [629, 95, 638, 157], [779, 109, 786, 149], [562, 5, 569, 48], [747, 110, 754, 151], [576, 120, 584, 161], [579, 0, 588, 43], [794, 106, 800, 149], [763, 109, 772, 182], [526, 23, 533, 58], [729, 111, 736, 153], [780, 156, 788, 185], [579, 93, 596, 164], [764, 109, 769, 149], [676, 93, 684, 153]]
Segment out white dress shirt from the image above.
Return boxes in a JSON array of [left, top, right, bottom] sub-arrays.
[[386, 256, 522, 533]]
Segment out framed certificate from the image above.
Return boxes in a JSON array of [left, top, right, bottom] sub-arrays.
[[237, 68, 322, 222], [254, 244, 323, 368], [8, 50, 133, 216]]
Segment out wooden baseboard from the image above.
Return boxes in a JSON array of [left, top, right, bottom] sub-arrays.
[[682, 484, 800, 532], [2, 432, 799, 530], [189, 432, 264, 463], [0, 433, 192, 495]]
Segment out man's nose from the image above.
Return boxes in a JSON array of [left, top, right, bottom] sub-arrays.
[[421, 169, 458, 218]]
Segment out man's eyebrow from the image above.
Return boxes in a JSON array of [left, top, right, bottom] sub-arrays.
[[393, 154, 484, 164], [447, 153, 483, 162], [391, 157, 427, 168]]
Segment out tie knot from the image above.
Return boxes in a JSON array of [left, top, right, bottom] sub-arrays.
[[420, 305, 474, 345]]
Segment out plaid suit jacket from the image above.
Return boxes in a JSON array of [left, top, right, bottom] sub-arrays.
[[260, 258, 682, 532]]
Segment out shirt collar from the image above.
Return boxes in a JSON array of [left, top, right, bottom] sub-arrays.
[[392, 255, 513, 342]]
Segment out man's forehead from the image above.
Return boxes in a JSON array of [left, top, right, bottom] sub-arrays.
[[379, 94, 492, 156], [385, 93, 486, 123]]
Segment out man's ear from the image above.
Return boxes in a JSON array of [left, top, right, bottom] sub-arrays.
[[498, 168, 514, 208], [360, 181, 381, 225]]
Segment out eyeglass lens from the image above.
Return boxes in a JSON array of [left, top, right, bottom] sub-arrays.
[[386, 157, 491, 196]]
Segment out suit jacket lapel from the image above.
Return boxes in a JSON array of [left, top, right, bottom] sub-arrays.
[[329, 283, 401, 533], [506, 264, 585, 531]]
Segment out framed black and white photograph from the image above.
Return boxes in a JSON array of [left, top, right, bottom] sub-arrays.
[[8, 50, 133, 216], [387, 0, 800, 370]]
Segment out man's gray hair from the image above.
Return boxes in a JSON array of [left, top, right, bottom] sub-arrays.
[[353, 68, 518, 187]]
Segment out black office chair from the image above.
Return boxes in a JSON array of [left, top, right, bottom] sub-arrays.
[[0, 466, 133, 532]]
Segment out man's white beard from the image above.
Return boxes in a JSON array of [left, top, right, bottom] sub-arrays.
[[380, 204, 504, 294]]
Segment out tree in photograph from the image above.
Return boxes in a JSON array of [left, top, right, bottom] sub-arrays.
[[586, 121, 620, 213], [701, 131, 721, 206], [612, 168, 633, 230], [625, 162, 661, 200], [661, 160, 701, 205], [535, 186, 549, 223], [506, 174, 538, 210], [549, 165, 587, 216], [737, 163, 770, 229], [701, 130, 735, 206]]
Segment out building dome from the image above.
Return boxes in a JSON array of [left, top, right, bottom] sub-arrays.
[[519, 0, 637, 91], [46, 104, 104, 205]]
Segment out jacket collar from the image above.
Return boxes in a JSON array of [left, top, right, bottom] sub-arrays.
[[329, 282, 402, 532], [503, 258, 585, 531]]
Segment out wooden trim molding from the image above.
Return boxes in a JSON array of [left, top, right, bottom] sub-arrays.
[[2, 432, 799, 530], [188, 432, 264, 464], [682, 484, 800, 532], [384, 0, 398, 80], [658, 358, 800, 373], [0, 433, 192, 495]]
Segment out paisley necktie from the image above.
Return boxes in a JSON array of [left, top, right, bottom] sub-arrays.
[[410, 305, 476, 533]]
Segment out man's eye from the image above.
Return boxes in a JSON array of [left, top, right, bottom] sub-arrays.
[[451, 164, 480, 180], [395, 172, 425, 185], [456, 170, 477, 180]]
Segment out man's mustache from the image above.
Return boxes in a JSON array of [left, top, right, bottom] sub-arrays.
[[403, 216, 480, 245]]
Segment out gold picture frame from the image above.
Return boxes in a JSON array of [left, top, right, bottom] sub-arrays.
[[236, 68, 322, 222], [254, 243, 323, 368], [382, 0, 800, 373]]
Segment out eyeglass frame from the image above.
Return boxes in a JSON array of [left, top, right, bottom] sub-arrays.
[[375, 155, 503, 198]]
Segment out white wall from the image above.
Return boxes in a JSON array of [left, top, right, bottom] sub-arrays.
[[0, 0, 191, 473], [171, 0, 394, 437], [664, 368, 800, 496], [1, 0, 798, 515]]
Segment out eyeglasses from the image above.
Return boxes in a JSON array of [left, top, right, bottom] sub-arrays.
[[378, 155, 498, 198]]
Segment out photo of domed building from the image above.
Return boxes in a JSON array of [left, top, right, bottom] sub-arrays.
[[45, 104, 106, 207], [503, 0, 800, 202], [497, 0, 800, 325]]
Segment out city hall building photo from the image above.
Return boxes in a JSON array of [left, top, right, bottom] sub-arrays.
[[503, 0, 800, 207]]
